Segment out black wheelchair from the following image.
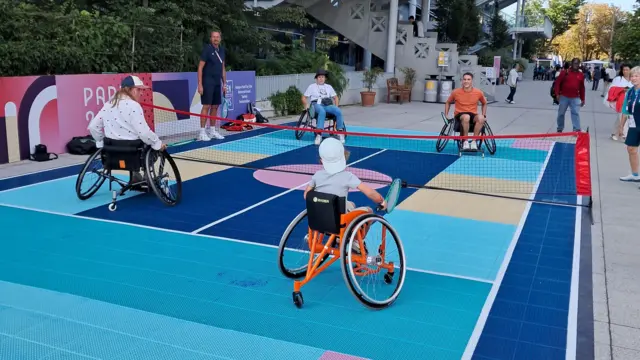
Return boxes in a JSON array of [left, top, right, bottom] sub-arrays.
[[75, 138, 182, 211], [435, 112, 497, 157], [295, 100, 347, 141], [277, 191, 406, 309]]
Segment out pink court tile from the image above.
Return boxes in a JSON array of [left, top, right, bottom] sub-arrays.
[[510, 138, 554, 151], [253, 164, 391, 191], [318, 351, 369, 360]]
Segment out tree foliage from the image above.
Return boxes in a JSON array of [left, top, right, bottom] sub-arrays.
[[545, 0, 585, 44], [488, 1, 510, 50], [0, 0, 327, 76], [612, 5, 640, 62], [434, 0, 481, 50]]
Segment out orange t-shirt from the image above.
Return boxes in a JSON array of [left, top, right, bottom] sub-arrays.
[[447, 88, 487, 115]]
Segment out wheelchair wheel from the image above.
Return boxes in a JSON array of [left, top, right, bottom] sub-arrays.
[[145, 149, 182, 206], [75, 148, 106, 200], [436, 121, 454, 153], [483, 123, 497, 155], [295, 111, 310, 140], [278, 209, 329, 279], [340, 214, 406, 309]]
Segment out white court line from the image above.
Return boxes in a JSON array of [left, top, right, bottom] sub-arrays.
[[566, 195, 582, 360], [0, 202, 484, 283], [0, 162, 83, 181], [460, 143, 555, 360], [191, 149, 388, 234]]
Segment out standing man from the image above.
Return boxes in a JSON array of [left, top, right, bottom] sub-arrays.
[[555, 58, 585, 132], [602, 64, 617, 98], [505, 63, 520, 104], [197, 30, 227, 141], [408, 15, 418, 37]]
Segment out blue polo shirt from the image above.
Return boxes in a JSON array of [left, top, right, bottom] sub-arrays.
[[623, 87, 640, 124], [200, 43, 225, 85]]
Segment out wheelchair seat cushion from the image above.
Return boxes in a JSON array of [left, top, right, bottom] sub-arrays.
[[306, 190, 346, 235], [102, 138, 145, 171]]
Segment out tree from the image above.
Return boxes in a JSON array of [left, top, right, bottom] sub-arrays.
[[545, 0, 585, 44], [552, 4, 611, 61], [522, 0, 551, 56], [587, 4, 625, 60], [434, 0, 481, 50], [488, 1, 509, 50], [613, 9, 640, 62]]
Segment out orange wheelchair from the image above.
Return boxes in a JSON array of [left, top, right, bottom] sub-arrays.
[[277, 189, 406, 309]]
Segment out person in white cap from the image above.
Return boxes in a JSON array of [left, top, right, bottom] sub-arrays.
[[88, 75, 165, 182], [303, 138, 386, 213]]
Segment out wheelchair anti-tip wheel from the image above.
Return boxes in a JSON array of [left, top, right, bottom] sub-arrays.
[[76, 148, 106, 200], [277, 209, 330, 279], [340, 214, 406, 309], [144, 150, 182, 206]]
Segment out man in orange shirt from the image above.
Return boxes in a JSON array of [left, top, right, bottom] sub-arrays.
[[444, 72, 488, 150]]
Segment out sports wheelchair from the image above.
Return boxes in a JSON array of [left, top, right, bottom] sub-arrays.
[[435, 112, 497, 157], [277, 191, 406, 309], [75, 138, 182, 211], [295, 100, 347, 141]]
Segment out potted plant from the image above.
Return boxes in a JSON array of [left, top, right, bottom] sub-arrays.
[[400, 66, 416, 101], [361, 67, 383, 107]]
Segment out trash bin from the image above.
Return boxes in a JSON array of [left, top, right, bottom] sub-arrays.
[[424, 76, 438, 103], [438, 78, 454, 103]]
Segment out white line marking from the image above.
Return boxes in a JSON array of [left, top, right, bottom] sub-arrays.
[[566, 195, 582, 360], [0, 202, 482, 283], [0, 332, 101, 360], [191, 149, 388, 234], [406, 268, 493, 284], [460, 143, 555, 360], [0, 162, 83, 180]]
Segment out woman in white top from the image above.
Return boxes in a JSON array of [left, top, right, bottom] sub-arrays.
[[605, 65, 632, 141], [301, 69, 345, 145]]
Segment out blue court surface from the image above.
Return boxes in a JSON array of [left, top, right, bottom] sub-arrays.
[[0, 125, 592, 360]]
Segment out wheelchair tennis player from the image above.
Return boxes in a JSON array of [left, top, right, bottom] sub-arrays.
[[87, 75, 166, 183], [444, 72, 488, 150]]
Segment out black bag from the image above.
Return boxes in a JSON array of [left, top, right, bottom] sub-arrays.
[[67, 136, 97, 155], [30, 144, 58, 162], [321, 97, 334, 106]]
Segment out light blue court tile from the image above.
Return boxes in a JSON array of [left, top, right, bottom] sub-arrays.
[[0, 175, 139, 214], [210, 133, 307, 156], [0, 335, 56, 360], [17, 318, 87, 351], [443, 156, 543, 183], [41, 350, 97, 360], [0, 307, 51, 336], [385, 210, 517, 281], [346, 125, 441, 136]]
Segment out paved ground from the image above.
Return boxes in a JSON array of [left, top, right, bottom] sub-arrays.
[[1, 79, 637, 360]]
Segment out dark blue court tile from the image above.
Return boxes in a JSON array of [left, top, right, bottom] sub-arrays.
[[545, 228, 574, 240], [528, 290, 570, 311], [542, 235, 574, 250], [523, 305, 569, 329], [474, 334, 518, 360], [535, 266, 572, 283], [489, 300, 527, 320], [517, 234, 544, 246], [512, 341, 565, 360], [482, 316, 521, 340], [545, 221, 576, 232], [505, 262, 537, 277], [518, 322, 567, 349], [537, 255, 573, 271], [472, 355, 498, 360], [502, 272, 534, 289], [540, 245, 574, 259], [531, 278, 570, 296], [509, 251, 539, 266], [514, 242, 542, 256], [496, 284, 531, 302]]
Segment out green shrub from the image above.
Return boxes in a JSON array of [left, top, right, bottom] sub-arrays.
[[268, 85, 304, 116]]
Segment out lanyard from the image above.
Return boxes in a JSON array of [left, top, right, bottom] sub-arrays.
[[212, 45, 222, 63], [631, 88, 640, 114]]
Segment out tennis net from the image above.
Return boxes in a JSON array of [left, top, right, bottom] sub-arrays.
[[144, 103, 592, 207]]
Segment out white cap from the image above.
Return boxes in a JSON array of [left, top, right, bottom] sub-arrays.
[[318, 137, 346, 175]]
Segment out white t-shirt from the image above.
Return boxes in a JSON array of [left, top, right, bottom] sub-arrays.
[[88, 95, 162, 150], [606, 68, 617, 81], [304, 83, 337, 103]]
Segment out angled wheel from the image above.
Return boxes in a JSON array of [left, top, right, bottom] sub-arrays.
[[295, 111, 311, 140], [340, 214, 406, 309], [483, 122, 497, 155], [145, 149, 182, 206], [277, 210, 330, 279], [436, 119, 454, 153], [75, 148, 106, 200]]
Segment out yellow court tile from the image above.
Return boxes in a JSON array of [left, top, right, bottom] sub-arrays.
[[173, 159, 230, 181], [427, 172, 534, 200], [176, 149, 268, 166]]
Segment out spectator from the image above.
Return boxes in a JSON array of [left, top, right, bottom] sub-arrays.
[[197, 30, 227, 141], [619, 66, 640, 183], [592, 66, 601, 91], [505, 63, 520, 104], [409, 15, 418, 37], [602, 64, 617, 98], [605, 64, 632, 141], [555, 58, 585, 132]]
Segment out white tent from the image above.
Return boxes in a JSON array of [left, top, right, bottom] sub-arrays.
[[583, 60, 606, 65]]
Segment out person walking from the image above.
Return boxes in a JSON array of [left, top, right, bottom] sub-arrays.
[[592, 66, 601, 91], [555, 58, 585, 132], [505, 63, 519, 104], [602, 64, 617, 98], [197, 30, 227, 141]]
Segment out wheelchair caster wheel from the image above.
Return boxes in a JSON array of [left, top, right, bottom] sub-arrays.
[[292, 291, 304, 308], [383, 272, 394, 284], [108, 203, 117, 212]]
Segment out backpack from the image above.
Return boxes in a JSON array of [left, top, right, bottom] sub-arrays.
[[30, 144, 58, 162], [221, 114, 255, 131], [66, 135, 97, 155], [550, 70, 567, 99], [248, 102, 269, 123]]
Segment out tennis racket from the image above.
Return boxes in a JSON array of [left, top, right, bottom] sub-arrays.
[[220, 96, 229, 119], [377, 178, 403, 214]]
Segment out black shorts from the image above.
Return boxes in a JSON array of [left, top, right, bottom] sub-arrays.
[[202, 83, 222, 106], [625, 127, 640, 147], [454, 112, 478, 125]]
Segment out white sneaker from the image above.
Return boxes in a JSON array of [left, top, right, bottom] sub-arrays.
[[611, 134, 619, 141], [339, 134, 345, 144], [314, 135, 322, 145], [462, 141, 470, 150], [198, 129, 211, 141], [620, 174, 640, 182], [470, 141, 478, 150], [206, 127, 225, 140]]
